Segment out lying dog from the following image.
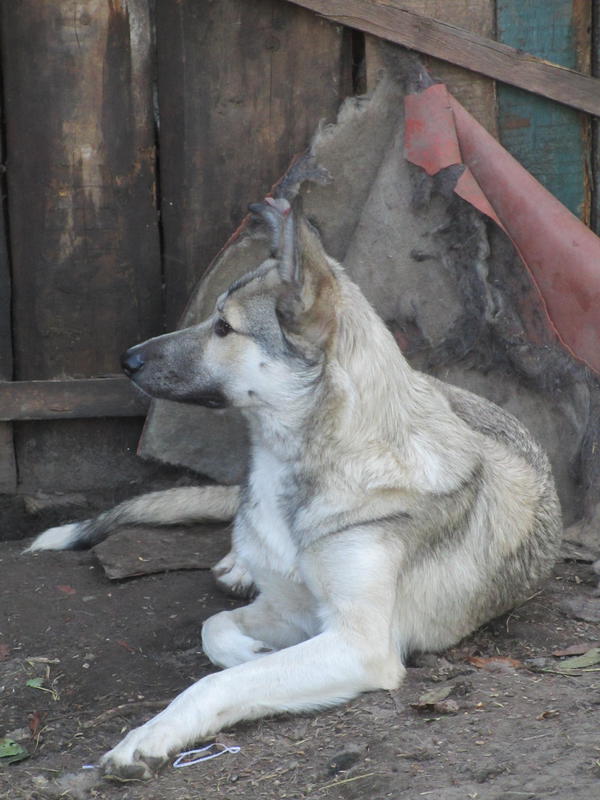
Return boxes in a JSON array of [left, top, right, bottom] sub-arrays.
[[27, 189, 561, 779]]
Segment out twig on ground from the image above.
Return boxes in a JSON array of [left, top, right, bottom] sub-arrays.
[[82, 699, 169, 729]]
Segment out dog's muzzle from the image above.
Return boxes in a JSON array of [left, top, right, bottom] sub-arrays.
[[121, 349, 145, 377]]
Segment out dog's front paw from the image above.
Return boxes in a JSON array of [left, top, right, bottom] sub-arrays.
[[100, 724, 172, 781], [212, 550, 256, 598]]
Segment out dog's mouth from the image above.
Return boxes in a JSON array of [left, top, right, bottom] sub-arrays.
[[139, 385, 229, 409], [191, 390, 228, 409]]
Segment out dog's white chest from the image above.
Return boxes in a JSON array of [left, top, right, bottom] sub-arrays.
[[242, 448, 300, 576]]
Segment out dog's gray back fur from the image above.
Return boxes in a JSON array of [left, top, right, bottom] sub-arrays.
[[26, 176, 563, 775], [28, 169, 562, 655]]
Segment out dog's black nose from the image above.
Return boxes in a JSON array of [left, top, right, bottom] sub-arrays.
[[121, 350, 145, 377]]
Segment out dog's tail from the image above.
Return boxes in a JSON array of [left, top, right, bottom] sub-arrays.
[[24, 485, 240, 553]]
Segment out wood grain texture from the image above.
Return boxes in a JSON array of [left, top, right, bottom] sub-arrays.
[[496, 0, 592, 221], [155, 0, 351, 325], [0, 378, 148, 421], [285, 0, 600, 116], [1, 0, 162, 381], [0, 1, 163, 493], [387, 0, 497, 135], [0, 71, 16, 491]]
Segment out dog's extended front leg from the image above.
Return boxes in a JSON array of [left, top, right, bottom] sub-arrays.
[[101, 628, 403, 779], [100, 532, 405, 780]]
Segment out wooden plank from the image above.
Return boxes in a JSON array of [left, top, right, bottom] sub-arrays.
[[496, 0, 592, 222], [0, 378, 148, 421], [376, 1, 497, 135], [0, 62, 16, 491], [1, 0, 163, 381], [1, 1, 163, 494], [155, 0, 351, 326], [284, 0, 600, 116]]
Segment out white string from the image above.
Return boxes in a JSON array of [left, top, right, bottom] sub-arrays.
[[173, 742, 240, 768]]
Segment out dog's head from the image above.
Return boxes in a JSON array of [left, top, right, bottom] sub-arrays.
[[121, 199, 339, 411]]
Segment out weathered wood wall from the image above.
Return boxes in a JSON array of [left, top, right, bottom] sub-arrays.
[[0, 75, 16, 493], [0, 0, 351, 496], [0, 0, 597, 500], [155, 0, 350, 326], [1, 0, 163, 492]]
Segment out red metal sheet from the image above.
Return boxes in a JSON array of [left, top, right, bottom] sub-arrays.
[[405, 83, 600, 374]]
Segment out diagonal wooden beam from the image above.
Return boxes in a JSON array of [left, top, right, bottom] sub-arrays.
[[284, 0, 600, 117]]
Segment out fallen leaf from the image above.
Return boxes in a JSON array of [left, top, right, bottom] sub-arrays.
[[28, 711, 44, 737], [417, 685, 453, 706], [26, 677, 45, 689], [411, 685, 459, 714], [552, 642, 600, 657], [467, 656, 524, 672], [56, 584, 77, 595], [0, 643, 10, 661], [116, 640, 137, 654], [537, 709, 560, 720], [0, 738, 29, 765], [555, 647, 600, 671]]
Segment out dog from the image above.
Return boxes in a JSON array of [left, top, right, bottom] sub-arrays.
[[26, 180, 562, 779]]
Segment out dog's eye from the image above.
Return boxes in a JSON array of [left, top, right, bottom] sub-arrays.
[[214, 318, 233, 338]]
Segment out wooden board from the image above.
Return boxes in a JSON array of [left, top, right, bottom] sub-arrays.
[[0, 378, 148, 421], [1, 0, 163, 381], [0, 72, 16, 491], [496, 0, 592, 222], [155, 0, 351, 326], [284, 0, 600, 116], [1, 1, 163, 493], [94, 524, 231, 580], [380, 0, 497, 135]]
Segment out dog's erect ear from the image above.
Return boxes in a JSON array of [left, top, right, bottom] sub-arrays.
[[248, 197, 300, 286], [249, 198, 337, 346]]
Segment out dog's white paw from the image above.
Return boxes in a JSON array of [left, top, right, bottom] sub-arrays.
[[100, 722, 172, 781], [206, 633, 273, 669], [202, 612, 274, 668], [212, 551, 256, 598], [23, 523, 82, 554]]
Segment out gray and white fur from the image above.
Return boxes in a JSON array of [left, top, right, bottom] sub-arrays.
[[26, 181, 561, 779]]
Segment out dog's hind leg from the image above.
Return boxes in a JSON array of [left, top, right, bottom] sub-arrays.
[[24, 485, 240, 553]]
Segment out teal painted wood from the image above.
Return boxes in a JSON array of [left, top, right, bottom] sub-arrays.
[[496, 0, 591, 221]]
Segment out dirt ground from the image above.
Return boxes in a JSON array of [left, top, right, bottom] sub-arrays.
[[2, 534, 600, 800]]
